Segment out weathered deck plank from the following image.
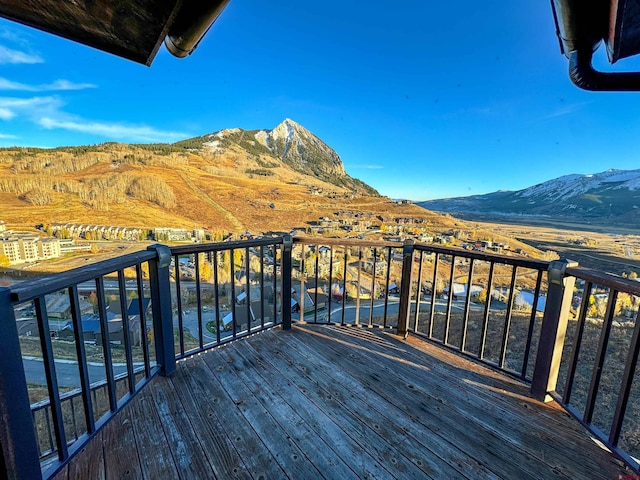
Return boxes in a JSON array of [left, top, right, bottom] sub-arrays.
[[102, 403, 143, 480], [257, 327, 499, 480], [149, 378, 216, 478], [203, 344, 343, 479], [294, 326, 621, 479], [319, 326, 623, 478], [178, 356, 287, 479], [169, 362, 253, 479], [223, 342, 396, 479], [65, 430, 104, 480], [55, 325, 630, 479], [129, 389, 180, 480]]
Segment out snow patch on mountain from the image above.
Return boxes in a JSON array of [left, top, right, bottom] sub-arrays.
[[518, 169, 640, 201]]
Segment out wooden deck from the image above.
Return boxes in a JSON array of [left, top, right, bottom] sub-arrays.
[[53, 324, 629, 479]]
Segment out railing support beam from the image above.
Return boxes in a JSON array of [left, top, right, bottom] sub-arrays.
[[282, 235, 293, 330], [397, 240, 415, 337], [147, 244, 176, 376], [531, 259, 578, 402], [0, 287, 42, 480]]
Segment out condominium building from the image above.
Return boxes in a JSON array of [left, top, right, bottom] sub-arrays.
[[0, 233, 62, 265]]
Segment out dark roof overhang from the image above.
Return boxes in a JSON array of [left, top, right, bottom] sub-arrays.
[[0, 0, 230, 66]]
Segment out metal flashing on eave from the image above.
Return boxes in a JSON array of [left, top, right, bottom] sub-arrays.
[[0, 0, 184, 66], [607, 0, 640, 63]]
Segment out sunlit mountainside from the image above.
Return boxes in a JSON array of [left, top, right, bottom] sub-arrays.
[[0, 119, 440, 234]]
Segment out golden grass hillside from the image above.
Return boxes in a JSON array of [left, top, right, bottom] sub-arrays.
[[0, 141, 545, 260]]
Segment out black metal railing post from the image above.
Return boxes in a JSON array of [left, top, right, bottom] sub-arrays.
[[0, 287, 42, 480], [397, 240, 415, 337], [531, 259, 578, 402], [282, 235, 293, 330], [147, 244, 176, 376]]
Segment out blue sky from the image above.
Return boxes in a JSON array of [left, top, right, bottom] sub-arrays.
[[1, 1, 640, 200]]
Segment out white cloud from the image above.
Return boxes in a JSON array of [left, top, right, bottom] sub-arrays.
[[0, 45, 42, 64], [39, 117, 189, 143], [350, 164, 384, 170], [0, 133, 17, 139], [0, 96, 62, 120], [0, 77, 96, 91], [0, 108, 15, 120], [0, 95, 189, 143], [539, 102, 590, 121], [45, 79, 96, 91]]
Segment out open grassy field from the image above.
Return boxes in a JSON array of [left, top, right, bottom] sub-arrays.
[[467, 219, 640, 276]]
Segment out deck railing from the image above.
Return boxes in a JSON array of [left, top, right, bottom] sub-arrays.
[[0, 238, 290, 479], [398, 241, 550, 379], [547, 264, 640, 471], [1, 235, 640, 477]]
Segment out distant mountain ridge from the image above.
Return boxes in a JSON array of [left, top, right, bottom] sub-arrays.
[[419, 169, 640, 227]]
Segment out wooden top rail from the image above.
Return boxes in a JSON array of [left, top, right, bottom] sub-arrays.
[[10, 250, 156, 304], [566, 265, 640, 296]]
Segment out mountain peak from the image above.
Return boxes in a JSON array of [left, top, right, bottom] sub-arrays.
[[263, 119, 347, 179], [174, 119, 378, 196]]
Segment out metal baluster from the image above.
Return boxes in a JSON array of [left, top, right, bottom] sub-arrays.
[[95, 277, 117, 412], [444, 255, 455, 344], [260, 246, 265, 329], [355, 247, 362, 325], [230, 248, 237, 339], [328, 246, 334, 324], [195, 253, 204, 349], [313, 247, 319, 324], [383, 247, 392, 328], [369, 248, 377, 327], [213, 251, 221, 343], [609, 306, 640, 446], [499, 266, 518, 369], [68, 285, 95, 433], [299, 244, 305, 323], [341, 247, 348, 326], [281, 236, 293, 330], [272, 245, 278, 326], [174, 255, 185, 356], [584, 289, 618, 424], [34, 295, 68, 460], [479, 262, 495, 360], [460, 259, 475, 352], [521, 270, 543, 378], [428, 253, 439, 338], [0, 288, 41, 477], [413, 251, 424, 333], [135, 263, 151, 378], [245, 246, 251, 333], [117, 270, 135, 393]]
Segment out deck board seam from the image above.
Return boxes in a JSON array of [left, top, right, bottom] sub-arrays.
[[230, 340, 405, 480], [180, 355, 288, 479], [270, 329, 497, 479], [200, 346, 328, 480], [285, 327, 572, 480], [297, 326, 623, 479]]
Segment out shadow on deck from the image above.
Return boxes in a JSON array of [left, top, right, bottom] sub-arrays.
[[52, 325, 628, 479]]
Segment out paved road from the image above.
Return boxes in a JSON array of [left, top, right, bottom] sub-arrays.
[[22, 357, 130, 388], [327, 297, 484, 324]]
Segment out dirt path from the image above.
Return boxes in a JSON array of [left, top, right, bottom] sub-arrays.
[[178, 172, 245, 232]]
